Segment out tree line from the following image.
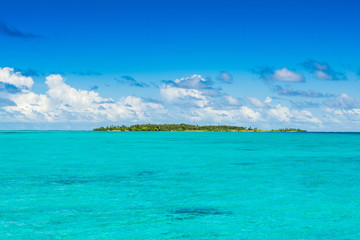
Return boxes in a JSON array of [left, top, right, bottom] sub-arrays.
[[93, 124, 306, 132]]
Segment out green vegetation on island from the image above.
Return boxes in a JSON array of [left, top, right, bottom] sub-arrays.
[[93, 124, 306, 132]]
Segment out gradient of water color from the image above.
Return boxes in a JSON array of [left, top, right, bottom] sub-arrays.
[[1, 131, 360, 239]]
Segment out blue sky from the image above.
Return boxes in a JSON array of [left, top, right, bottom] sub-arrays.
[[1, 0, 360, 130]]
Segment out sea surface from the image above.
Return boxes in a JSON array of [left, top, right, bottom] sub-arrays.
[[1, 131, 360, 239]]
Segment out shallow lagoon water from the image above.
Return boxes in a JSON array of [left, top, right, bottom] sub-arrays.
[[1, 131, 360, 239]]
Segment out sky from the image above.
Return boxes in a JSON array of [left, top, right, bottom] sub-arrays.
[[1, 0, 360, 131]]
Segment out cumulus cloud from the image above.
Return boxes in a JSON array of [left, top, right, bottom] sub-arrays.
[[0, 67, 34, 89], [3, 74, 166, 122], [178, 106, 261, 123], [5, 91, 52, 121], [216, 71, 233, 83], [161, 74, 244, 109], [253, 67, 304, 83], [45, 74, 108, 108], [115, 75, 150, 88], [161, 85, 209, 108], [160, 74, 263, 123], [267, 104, 321, 124], [273, 68, 304, 82], [320, 94, 360, 125], [160, 74, 222, 107], [247, 97, 271, 108], [302, 59, 346, 81], [264, 97, 272, 104], [268, 104, 292, 122], [160, 75, 320, 125], [252, 66, 340, 100], [291, 110, 322, 124], [159, 74, 325, 126], [162, 74, 219, 96], [325, 108, 360, 123], [1, 68, 354, 129], [224, 95, 240, 105], [324, 93, 360, 109]]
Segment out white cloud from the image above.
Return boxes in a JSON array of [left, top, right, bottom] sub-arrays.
[[1, 69, 355, 130], [291, 110, 321, 124], [239, 106, 261, 121], [273, 68, 304, 82], [5, 92, 52, 121], [0, 67, 34, 89], [122, 96, 167, 120], [181, 106, 261, 123], [324, 94, 360, 123], [217, 71, 233, 83], [161, 74, 262, 123], [173, 74, 211, 90], [4, 74, 166, 122], [160, 85, 209, 107], [343, 109, 360, 121], [264, 97, 272, 104], [224, 95, 240, 105], [302, 60, 346, 81], [267, 104, 321, 124], [159, 74, 324, 126], [314, 70, 331, 80], [324, 93, 360, 109], [46, 74, 108, 108], [325, 108, 360, 123], [248, 97, 271, 108], [164, 74, 220, 97], [268, 104, 293, 122]]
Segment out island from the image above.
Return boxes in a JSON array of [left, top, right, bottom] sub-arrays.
[[93, 124, 306, 132]]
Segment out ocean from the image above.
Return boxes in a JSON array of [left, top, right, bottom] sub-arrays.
[[1, 131, 360, 239]]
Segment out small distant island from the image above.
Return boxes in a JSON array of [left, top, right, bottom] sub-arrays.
[[93, 124, 306, 132]]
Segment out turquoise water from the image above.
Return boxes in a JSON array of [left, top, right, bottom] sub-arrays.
[[1, 131, 360, 239]]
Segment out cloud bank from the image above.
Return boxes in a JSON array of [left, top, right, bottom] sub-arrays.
[[2, 67, 360, 130], [1, 69, 165, 122]]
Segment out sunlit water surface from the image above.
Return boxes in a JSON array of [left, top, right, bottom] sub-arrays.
[[1, 131, 360, 239]]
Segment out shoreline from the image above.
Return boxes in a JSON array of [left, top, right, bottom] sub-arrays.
[[1, 130, 360, 133], [93, 124, 307, 132], [101, 130, 305, 133]]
